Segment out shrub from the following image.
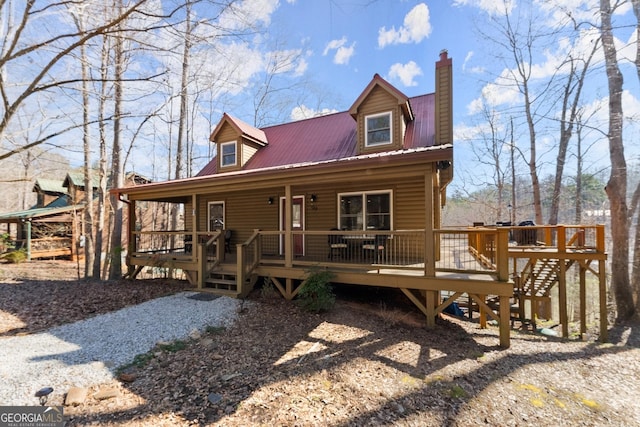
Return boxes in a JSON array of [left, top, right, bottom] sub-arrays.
[[297, 269, 335, 313], [2, 249, 27, 264]]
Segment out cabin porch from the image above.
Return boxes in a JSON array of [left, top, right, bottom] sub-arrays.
[[124, 224, 608, 348]]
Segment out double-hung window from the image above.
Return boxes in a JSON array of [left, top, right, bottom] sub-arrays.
[[365, 112, 392, 147], [220, 141, 237, 167], [339, 191, 392, 231]]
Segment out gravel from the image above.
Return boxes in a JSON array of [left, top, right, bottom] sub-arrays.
[[0, 292, 243, 406]]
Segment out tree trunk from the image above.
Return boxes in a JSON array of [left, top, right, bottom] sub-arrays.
[[108, 10, 125, 281], [78, 24, 95, 279], [600, 0, 635, 321]]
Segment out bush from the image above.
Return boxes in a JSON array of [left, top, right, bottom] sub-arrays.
[[2, 249, 27, 264], [297, 269, 335, 313]]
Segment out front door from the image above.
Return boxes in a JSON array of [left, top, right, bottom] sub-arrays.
[[280, 196, 304, 256]]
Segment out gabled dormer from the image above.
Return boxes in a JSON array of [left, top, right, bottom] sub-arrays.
[[348, 74, 414, 155], [209, 113, 268, 173]]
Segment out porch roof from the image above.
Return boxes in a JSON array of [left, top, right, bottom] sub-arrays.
[[0, 202, 83, 223]]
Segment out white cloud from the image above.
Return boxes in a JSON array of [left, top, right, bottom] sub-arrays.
[[219, 0, 280, 30], [462, 51, 485, 74], [387, 61, 423, 87], [290, 105, 338, 121], [467, 68, 522, 114], [323, 37, 356, 65], [452, 0, 514, 15], [378, 3, 431, 48]]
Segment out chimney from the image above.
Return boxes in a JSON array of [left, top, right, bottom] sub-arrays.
[[434, 49, 453, 147]]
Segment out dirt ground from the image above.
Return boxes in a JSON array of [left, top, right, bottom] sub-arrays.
[[1, 260, 640, 426]]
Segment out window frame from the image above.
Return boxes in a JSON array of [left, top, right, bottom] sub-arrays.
[[364, 111, 393, 147], [220, 141, 237, 167], [337, 190, 393, 231], [207, 201, 225, 231]]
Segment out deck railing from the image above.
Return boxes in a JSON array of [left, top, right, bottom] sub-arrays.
[[129, 225, 601, 281]]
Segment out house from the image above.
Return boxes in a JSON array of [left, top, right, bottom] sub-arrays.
[[0, 171, 150, 260], [111, 51, 519, 348]]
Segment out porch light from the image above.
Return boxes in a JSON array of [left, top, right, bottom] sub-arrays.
[[310, 194, 317, 203], [268, 197, 274, 205]]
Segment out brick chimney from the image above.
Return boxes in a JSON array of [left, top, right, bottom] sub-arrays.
[[434, 49, 452, 147]]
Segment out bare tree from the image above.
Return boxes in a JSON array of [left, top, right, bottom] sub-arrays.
[[548, 39, 599, 225], [599, 0, 635, 321]]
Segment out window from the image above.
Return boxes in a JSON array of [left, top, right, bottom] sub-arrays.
[[208, 201, 225, 231], [339, 191, 392, 231], [365, 112, 392, 147], [220, 141, 237, 167]]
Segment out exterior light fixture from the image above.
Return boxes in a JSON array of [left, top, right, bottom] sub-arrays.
[[310, 194, 317, 203], [268, 197, 274, 205]]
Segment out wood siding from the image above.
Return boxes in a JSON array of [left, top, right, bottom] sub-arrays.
[[216, 122, 241, 172], [356, 86, 405, 154]]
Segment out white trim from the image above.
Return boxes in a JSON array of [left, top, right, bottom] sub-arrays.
[[220, 141, 237, 167], [207, 201, 225, 231], [337, 190, 393, 231], [364, 111, 393, 147]]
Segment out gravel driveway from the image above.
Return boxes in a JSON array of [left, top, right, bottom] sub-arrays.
[[0, 292, 242, 406]]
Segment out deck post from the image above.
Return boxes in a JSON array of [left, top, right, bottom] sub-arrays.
[[579, 262, 587, 338], [425, 290, 436, 328], [284, 185, 293, 268], [236, 244, 244, 296], [557, 226, 568, 337], [197, 243, 205, 289], [598, 258, 608, 342], [496, 228, 509, 282], [499, 295, 511, 348], [424, 168, 435, 277]]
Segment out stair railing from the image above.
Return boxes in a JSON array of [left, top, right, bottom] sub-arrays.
[[237, 229, 261, 295], [197, 230, 222, 288]]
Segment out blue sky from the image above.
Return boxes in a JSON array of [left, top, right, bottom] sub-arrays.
[[244, 0, 640, 194]]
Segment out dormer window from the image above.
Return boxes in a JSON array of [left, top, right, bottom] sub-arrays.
[[365, 111, 392, 147], [221, 141, 237, 167]]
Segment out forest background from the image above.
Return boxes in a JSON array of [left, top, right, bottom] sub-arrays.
[[1, 0, 639, 323]]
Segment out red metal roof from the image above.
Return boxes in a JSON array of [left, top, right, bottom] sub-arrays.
[[196, 93, 435, 177]]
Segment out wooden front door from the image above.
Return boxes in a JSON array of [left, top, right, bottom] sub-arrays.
[[280, 196, 304, 256]]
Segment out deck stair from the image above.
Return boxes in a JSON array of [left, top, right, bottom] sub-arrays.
[[203, 264, 257, 298], [512, 257, 575, 327]]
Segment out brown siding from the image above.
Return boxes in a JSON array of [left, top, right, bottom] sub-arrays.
[[216, 123, 241, 172], [356, 86, 404, 154]]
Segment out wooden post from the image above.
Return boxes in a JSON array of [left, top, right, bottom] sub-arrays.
[[579, 262, 587, 338], [479, 293, 487, 328], [197, 242, 205, 289], [236, 243, 244, 296], [499, 295, 511, 348], [558, 256, 568, 338], [496, 228, 509, 282], [25, 220, 31, 261], [598, 259, 608, 342], [285, 185, 292, 268], [424, 167, 435, 277], [426, 290, 436, 328], [192, 194, 197, 261]]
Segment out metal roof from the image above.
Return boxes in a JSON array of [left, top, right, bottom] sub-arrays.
[[33, 179, 66, 195], [0, 201, 82, 222], [196, 93, 435, 177]]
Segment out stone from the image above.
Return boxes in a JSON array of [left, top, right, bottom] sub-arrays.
[[94, 387, 121, 401], [221, 372, 242, 381], [208, 393, 223, 404], [118, 372, 137, 383], [65, 387, 88, 406], [189, 329, 201, 340]]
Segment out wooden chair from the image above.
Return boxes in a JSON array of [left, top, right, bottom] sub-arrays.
[[328, 229, 347, 260], [362, 234, 386, 263]]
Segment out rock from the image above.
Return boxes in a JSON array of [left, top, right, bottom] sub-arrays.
[[189, 329, 201, 340], [118, 372, 137, 383], [94, 387, 121, 401], [65, 387, 88, 406], [208, 393, 223, 404], [221, 372, 242, 381]]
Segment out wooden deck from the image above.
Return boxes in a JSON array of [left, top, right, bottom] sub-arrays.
[[125, 225, 608, 348]]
